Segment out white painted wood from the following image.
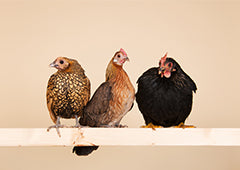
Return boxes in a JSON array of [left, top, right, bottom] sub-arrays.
[[0, 128, 239, 146]]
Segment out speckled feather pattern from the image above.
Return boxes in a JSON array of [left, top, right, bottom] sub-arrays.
[[47, 68, 90, 123]]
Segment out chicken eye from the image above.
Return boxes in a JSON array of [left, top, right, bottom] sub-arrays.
[[117, 55, 121, 58], [168, 63, 172, 67], [59, 60, 64, 64]]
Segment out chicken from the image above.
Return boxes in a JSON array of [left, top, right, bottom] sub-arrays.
[[46, 57, 90, 137], [73, 48, 135, 156], [135, 53, 197, 128]]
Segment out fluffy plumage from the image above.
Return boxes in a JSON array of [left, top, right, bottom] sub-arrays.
[[46, 57, 90, 136], [73, 49, 135, 156], [136, 53, 197, 127]]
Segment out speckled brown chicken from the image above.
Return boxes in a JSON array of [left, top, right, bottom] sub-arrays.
[[73, 48, 135, 156], [46, 57, 90, 136]]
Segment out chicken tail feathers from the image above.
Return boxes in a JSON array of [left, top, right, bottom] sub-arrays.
[[72, 146, 99, 156]]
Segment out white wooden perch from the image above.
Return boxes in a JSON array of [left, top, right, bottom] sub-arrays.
[[0, 128, 239, 147]]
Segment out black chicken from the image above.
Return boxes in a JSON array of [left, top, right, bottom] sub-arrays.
[[136, 53, 197, 128]]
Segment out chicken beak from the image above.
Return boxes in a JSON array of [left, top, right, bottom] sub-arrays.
[[125, 56, 130, 62], [49, 62, 58, 68], [158, 67, 165, 74]]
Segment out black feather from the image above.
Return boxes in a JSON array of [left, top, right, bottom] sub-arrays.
[[136, 58, 197, 127], [72, 146, 99, 156]]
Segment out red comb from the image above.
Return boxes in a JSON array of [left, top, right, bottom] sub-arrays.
[[160, 52, 168, 66], [120, 48, 127, 56]]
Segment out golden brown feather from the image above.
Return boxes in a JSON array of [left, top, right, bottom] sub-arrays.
[[73, 49, 135, 156], [46, 57, 90, 137], [80, 49, 135, 127]]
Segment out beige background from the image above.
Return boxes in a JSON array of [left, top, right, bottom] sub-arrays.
[[0, 0, 240, 170]]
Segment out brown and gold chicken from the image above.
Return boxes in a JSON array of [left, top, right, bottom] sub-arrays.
[[46, 57, 90, 137], [73, 48, 135, 156]]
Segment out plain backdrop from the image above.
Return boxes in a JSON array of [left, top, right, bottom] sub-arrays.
[[0, 0, 240, 170]]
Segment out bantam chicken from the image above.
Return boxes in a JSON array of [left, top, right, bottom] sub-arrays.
[[46, 57, 90, 137], [136, 53, 197, 128], [73, 48, 135, 156]]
